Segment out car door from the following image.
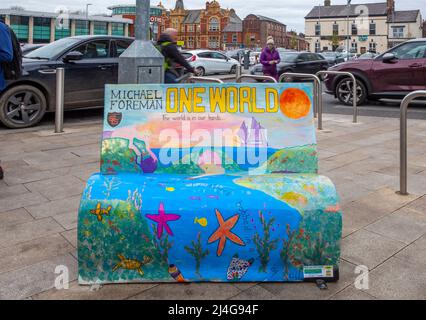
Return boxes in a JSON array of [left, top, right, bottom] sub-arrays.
[[61, 39, 116, 107], [111, 39, 134, 81], [196, 52, 215, 74], [371, 41, 426, 92], [211, 52, 231, 73], [294, 53, 313, 74]]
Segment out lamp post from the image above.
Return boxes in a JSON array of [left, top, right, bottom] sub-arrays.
[[346, 0, 351, 60], [86, 3, 92, 33]]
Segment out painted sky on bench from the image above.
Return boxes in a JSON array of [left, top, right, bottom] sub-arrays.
[[104, 83, 316, 150]]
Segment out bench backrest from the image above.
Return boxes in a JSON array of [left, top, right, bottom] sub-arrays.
[[100, 83, 318, 175]]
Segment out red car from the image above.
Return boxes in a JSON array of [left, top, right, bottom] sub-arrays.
[[324, 38, 426, 105]]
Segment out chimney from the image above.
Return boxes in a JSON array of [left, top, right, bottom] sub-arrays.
[[324, 0, 331, 6], [387, 0, 395, 21]]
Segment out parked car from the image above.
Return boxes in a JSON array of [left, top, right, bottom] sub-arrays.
[[21, 44, 46, 56], [319, 51, 345, 66], [185, 50, 240, 76], [250, 51, 329, 78], [324, 38, 426, 106], [0, 35, 133, 128]]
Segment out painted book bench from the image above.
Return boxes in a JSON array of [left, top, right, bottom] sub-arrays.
[[78, 83, 342, 284]]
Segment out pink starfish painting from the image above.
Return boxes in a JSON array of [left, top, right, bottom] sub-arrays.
[[145, 202, 181, 239]]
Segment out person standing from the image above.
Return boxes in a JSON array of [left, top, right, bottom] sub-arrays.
[[157, 28, 195, 83], [260, 36, 280, 80], [0, 20, 14, 179]]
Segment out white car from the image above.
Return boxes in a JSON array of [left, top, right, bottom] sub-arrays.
[[184, 50, 240, 76]]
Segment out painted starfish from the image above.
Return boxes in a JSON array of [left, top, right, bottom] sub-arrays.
[[208, 209, 245, 256], [145, 202, 180, 239]]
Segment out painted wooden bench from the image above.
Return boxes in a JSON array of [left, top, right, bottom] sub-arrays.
[[77, 82, 342, 284]]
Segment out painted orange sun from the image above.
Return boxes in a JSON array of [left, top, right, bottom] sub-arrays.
[[279, 88, 311, 120]]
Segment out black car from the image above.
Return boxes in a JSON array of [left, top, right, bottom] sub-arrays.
[[250, 51, 329, 79], [0, 35, 133, 128], [319, 51, 345, 67]]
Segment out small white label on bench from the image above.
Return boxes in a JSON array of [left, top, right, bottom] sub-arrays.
[[303, 266, 334, 278]]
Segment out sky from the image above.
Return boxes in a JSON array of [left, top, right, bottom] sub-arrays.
[[1, 0, 425, 33]]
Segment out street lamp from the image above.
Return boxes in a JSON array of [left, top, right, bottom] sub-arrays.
[[346, 0, 351, 60], [86, 3, 92, 34]]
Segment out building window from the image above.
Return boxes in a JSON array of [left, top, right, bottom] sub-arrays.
[[93, 21, 108, 35], [392, 26, 404, 38], [187, 25, 194, 32], [111, 23, 124, 36], [351, 41, 358, 52], [232, 34, 238, 43], [315, 41, 320, 53], [223, 34, 227, 43], [209, 17, 219, 32], [315, 23, 321, 36], [9, 15, 30, 42], [188, 36, 194, 48], [75, 20, 89, 36], [351, 23, 358, 36], [369, 23, 376, 35], [208, 36, 219, 48], [33, 17, 51, 43], [369, 41, 377, 53], [55, 24, 70, 40], [333, 24, 339, 35], [172, 19, 178, 30]]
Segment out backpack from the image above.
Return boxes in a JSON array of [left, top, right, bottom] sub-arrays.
[[1, 26, 22, 80]]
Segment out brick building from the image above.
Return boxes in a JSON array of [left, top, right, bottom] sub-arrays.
[[243, 14, 287, 49], [160, 0, 243, 50], [285, 31, 310, 51]]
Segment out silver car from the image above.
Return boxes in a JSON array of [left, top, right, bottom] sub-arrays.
[[185, 50, 240, 76]]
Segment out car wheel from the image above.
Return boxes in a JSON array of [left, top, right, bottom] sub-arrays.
[[336, 77, 367, 106], [0, 85, 47, 129], [230, 65, 237, 74], [195, 67, 205, 77]]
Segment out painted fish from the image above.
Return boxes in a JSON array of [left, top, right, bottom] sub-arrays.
[[227, 254, 254, 281], [168, 264, 186, 282], [207, 195, 220, 200], [194, 217, 208, 227], [112, 254, 152, 276], [166, 187, 175, 192], [281, 192, 308, 207], [189, 196, 202, 201], [90, 203, 112, 222]]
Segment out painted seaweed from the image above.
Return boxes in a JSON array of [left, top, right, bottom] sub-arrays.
[[253, 211, 279, 272], [184, 232, 210, 278]]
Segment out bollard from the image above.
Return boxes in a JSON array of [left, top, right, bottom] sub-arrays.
[[316, 71, 357, 124], [55, 68, 65, 133], [236, 65, 243, 81], [399, 90, 426, 196]]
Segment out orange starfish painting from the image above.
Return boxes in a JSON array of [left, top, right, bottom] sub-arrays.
[[208, 209, 245, 256]]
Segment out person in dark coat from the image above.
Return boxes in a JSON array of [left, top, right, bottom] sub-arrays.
[[157, 28, 195, 83], [260, 36, 281, 80], [0, 21, 13, 180]]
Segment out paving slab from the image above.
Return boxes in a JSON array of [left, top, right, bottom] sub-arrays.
[[128, 283, 241, 300], [341, 229, 406, 270], [24, 175, 85, 201], [61, 229, 77, 248], [362, 257, 426, 300], [0, 191, 48, 213], [394, 235, 426, 269], [0, 217, 64, 249], [0, 253, 77, 300], [0, 208, 34, 227], [24, 196, 82, 219], [33, 281, 157, 300], [0, 234, 74, 275], [229, 284, 277, 300], [330, 285, 377, 300]]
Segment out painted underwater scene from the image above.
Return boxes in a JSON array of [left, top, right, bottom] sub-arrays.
[[78, 173, 342, 283], [77, 83, 343, 284]]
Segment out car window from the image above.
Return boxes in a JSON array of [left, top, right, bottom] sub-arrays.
[[114, 40, 132, 57], [298, 53, 310, 62], [389, 42, 426, 60], [211, 52, 227, 60], [25, 37, 80, 59], [181, 52, 193, 59], [197, 52, 212, 58], [73, 40, 110, 59]]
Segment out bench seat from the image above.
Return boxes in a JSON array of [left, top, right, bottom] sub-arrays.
[[78, 172, 342, 284]]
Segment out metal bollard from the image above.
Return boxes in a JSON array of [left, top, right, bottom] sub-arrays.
[[236, 65, 243, 81], [399, 90, 426, 196], [55, 68, 65, 133]]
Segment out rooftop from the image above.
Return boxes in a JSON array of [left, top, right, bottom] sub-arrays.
[[0, 8, 133, 23], [305, 2, 388, 19]]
